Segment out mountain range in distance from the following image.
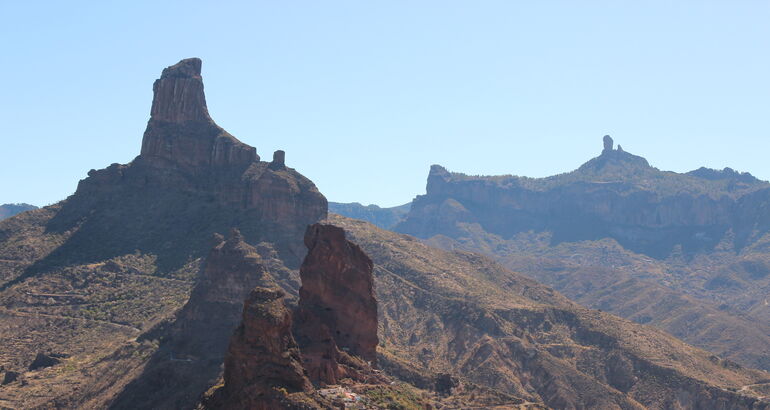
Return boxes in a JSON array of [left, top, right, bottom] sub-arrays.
[[333, 135, 770, 375], [0, 204, 37, 221]]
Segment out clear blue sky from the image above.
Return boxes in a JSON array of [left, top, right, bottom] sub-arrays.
[[2, 1, 769, 207]]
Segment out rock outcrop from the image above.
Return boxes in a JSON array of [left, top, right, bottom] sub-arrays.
[[294, 224, 378, 385], [0, 58, 327, 409], [42, 58, 326, 276], [168, 229, 276, 359], [28, 353, 65, 371], [140, 58, 257, 170], [209, 223, 381, 407], [109, 229, 293, 410], [219, 287, 314, 410], [602, 134, 614, 152]]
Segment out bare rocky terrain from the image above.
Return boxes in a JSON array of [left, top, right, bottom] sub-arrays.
[[0, 60, 768, 409], [391, 136, 770, 373]]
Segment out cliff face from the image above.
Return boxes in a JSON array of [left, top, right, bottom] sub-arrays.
[[297, 224, 378, 365], [219, 287, 314, 410], [208, 223, 381, 408], [290, 224, 378, 385], [398, 137, 769, 258], [140, 58, 257, 170]]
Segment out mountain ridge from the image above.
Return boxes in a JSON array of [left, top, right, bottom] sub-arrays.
[[392, 136, 770, 373]]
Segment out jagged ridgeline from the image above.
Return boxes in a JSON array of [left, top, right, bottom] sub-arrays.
[[0, 59, 769, 409]]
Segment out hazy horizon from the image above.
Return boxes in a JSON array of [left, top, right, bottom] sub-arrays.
[[3, 1, 769, 207]]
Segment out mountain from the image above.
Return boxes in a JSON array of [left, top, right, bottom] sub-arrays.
[[328, 202, 410, 230], [0, 204, 37, 221], [332, 214, 770, 409], [0, 58, 326, 409], [395, 136, 770, 372], [1, 59, 769, 409]]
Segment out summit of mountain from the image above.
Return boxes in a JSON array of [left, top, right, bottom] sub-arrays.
[[0, 58, 326, 408]]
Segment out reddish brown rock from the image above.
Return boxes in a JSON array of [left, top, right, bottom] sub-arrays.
[[149, 58, 210, 123], [219, 287, 314, 410], [112, 230, 291, 410], [294, 224, 378, 384], [140, 57, 258, 170]]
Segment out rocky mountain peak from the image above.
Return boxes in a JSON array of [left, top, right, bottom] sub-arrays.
[[160, 57, 203, 80], [603, 134, 614, 152], [140, 58, 257, 169], [579, 135, 650, 172], [149, 57, 210, 123]]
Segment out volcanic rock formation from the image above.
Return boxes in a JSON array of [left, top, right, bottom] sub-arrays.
[[298, 224, 378, 363], [398, 135, 768, 258], [218, 287, 314, 410], [292, 224, 378, 385], [208, 223, 381, 407], [603, 134, 614, 152], [0, 58, 325, 409], [140, 58, 257, 170], [61, 58, 326, 276], [394, 135, 770, 373]]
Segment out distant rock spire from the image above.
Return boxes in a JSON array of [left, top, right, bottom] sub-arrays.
[[603, 135, 614, 153], [268, 150, 286, 170]]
